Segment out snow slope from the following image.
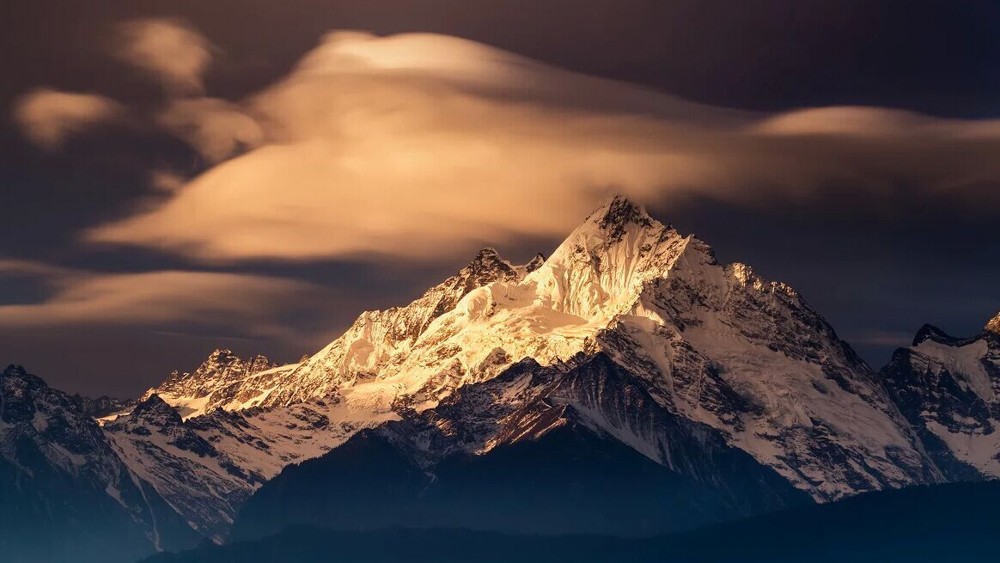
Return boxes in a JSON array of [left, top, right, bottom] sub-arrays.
[[882, 317, 1000, 478]]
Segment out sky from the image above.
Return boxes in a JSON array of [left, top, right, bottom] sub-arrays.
[[2, 0, 999, 396]]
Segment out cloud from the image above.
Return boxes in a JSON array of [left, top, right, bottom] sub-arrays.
[[844, 329, 915, 348], [85, 31, 1000, 263], [117, 18, 214, 95], [148, 169, 187, 193], [12, 88, 123, 149], [157, 98, 265, 162], [0, 259, 325, 339]]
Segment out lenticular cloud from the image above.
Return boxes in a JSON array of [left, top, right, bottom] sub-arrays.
[[86, 31, 1000, 263]]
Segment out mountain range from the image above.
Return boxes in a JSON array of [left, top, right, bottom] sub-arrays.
[[2, 196, 998, 562]]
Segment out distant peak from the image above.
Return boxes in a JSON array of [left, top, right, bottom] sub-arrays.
[[3, 364, 29, 378], [986, 312, 1000, 335], [130, 393, 181, 422], [207, 349, 237, 361], [135, 393, 170, 409], [1, 364, 46, 390], [461, 247, 516, 278], [912, 324, 955, 346], [522, 253, 546, 273], [200, 349, 271, 371], [470, 247, 503, 264]]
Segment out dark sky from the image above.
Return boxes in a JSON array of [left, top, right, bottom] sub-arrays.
[[2, 0, 999, 396]]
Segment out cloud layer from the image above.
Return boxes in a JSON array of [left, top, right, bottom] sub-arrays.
[[0, 260, 328, 340], [79, 31, 1000, 263], [12, 89, 123, 149]]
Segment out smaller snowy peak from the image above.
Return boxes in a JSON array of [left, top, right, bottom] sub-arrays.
[[142, 349, 276, 420], [986, 312, 1000, 336], [151, 349, 274, 393], [912, 324, 959, 346], [454, 247, 521, 287], [128, 394, 184, 427], [198, 349, 273, 375], [452, 248, 549, 288], [467, 246, 506, 266], [882, 314, 1000, 480]]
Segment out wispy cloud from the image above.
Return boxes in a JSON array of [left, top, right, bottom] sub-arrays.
[[116, 17, 214, 96], [157, 97, 264, 162], [12, 88, 123, 149], [0, 259, 326, 340]]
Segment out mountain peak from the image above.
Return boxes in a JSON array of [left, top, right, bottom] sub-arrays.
[[130, 394, 179, 418], [3, 363, 29, 379], [198, 349, 272, 373], [912, 324, 955, 346], [202, 348, 241, 368], [986, 312, 1000, 335], [2, 365, 46, 423], [522, 253, 546, 274], [588, 195, 654, 238], [1, 364, 46, 393], [451, 247, 520, 289], [207, 348, 236, 359], [465, 247, 509, 270]]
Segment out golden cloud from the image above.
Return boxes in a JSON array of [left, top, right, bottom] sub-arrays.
[[0, 260, 325, 339], [116, 18, 214, 95], [85, 32, 1000, 262], [12, 88, 122, 149], [157, 97, 265, 162]]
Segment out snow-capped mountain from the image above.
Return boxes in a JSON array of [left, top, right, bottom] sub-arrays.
[[225, 197, 952, 540], [238, 195, 938, 500], [105, 249, 550, 538], [882, 314, 1000, 479], [16, 196, 996, 548], [0, 365, 199, 563]]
